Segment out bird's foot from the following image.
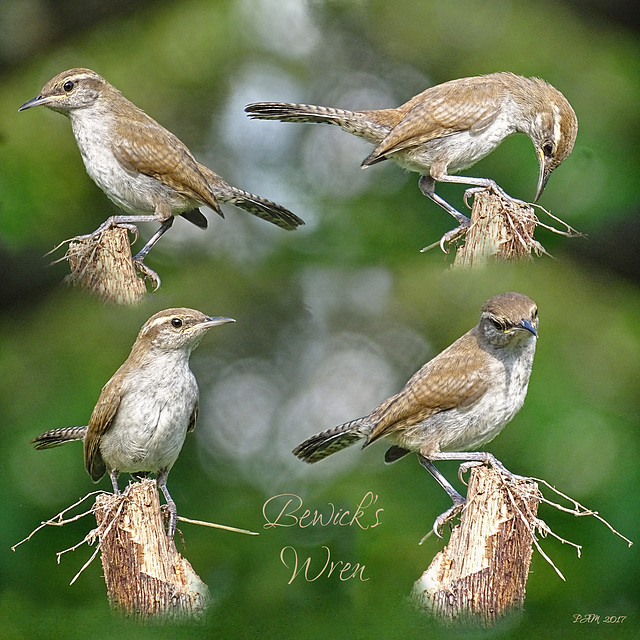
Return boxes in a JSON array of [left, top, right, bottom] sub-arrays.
[[463, 183, 528, 209], [457, 456, 525, 485], [432, 496, 466, 538], [132, 258, 162, 291], [420, 222, 469, 254], [160, 501, 178, 539], [71, 220, 138, 244], [45, 221, 139, 259], [457, 460, 483, 483]]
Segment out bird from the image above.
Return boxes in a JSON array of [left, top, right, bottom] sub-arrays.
[[19, 68, 305, 287], [292, 292, 539, 534], [246, 72, 577, 247], [31, 307, 235, 538]]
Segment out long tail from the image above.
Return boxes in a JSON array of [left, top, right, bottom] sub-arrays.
[[293, 417, 371, 464], [198, 160, 305, 232], [31, 425, 87, 450], [245, 102, 391, 145], [225, 186, 305, 231]]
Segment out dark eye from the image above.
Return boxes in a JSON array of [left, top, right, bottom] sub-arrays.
[[543, 142, 554, 156], [63, 80, 74, 92], [171, 317, 183, 328], [490, 317, 505, 331]]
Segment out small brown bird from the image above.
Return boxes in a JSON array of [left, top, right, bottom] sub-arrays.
[[31, 308, 234, 537], [293, 292, 539, 533], [20, 68, 305, 286], [246, 72, 577, 246]]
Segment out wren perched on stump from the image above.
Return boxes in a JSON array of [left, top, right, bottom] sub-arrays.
[[293, 292, 539, 534], [20, 68, 305, 287], [246, 73, 577, 247], [31, 308, 234, 537]]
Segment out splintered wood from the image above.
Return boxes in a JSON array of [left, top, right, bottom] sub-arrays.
[[452, 188, 544, 267], [412, 466, 540, 627], [94, 480, 210, 620], [64, 226, 147, 305]]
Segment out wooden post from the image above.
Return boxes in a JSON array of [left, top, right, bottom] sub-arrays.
[[65, 226, 147, 305], [452, 188, 542, 267], [412, 466, 540, 627], [93, 479, 211, 620]]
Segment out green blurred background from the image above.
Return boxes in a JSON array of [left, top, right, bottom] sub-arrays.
[[1, 0, 638, 638]]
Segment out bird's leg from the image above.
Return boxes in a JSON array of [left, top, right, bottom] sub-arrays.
[[418, 455, 466, 537], [65, 212, 165, 289], [418, 175, 471, 225], [156, 469, 177, 538], [132, 217, 174, 263], [428, 451, 524, 483], [71, 214, 161, 242], [418, 175, 471, 253], [435, 174, 528, 209], [109, 470, 121, 495], [419, 174, 532, 252], [128, 217, 175, 291]]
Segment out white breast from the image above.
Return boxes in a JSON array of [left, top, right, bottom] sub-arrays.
[[69, 111, 195, 215], [397, 100, 521, 175], [98, 354, 198, 474]]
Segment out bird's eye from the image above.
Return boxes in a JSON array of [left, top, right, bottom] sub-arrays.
[[543, 142, 554, 156], [490, 317, 505, 331], [63, 80, 75, 92], [171, 317, 183, 328]]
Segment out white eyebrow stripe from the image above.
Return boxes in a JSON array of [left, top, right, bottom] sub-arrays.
[[553, 103, 561, 146]]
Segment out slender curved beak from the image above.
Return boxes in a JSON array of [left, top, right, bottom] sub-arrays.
[[535, 148, 551, 201]]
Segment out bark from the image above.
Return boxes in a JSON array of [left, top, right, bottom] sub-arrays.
[[412, 465, 540, 627], [65, 225, 147, 305], [453, 188, 543, 267], [93, 479, 211, 620]]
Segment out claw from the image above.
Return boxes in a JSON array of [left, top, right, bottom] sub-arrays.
[[439, 226, 468, 252], [133, 259, 162, 291], [458, 460, 483, 484], [432, 498, 466, 538], [463, 187, 485, 208], [420, 224, 469, 253], [464, 183, 528, 209], [72, 221, 139, 244]]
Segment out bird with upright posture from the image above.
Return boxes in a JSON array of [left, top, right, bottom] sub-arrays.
[[246, 73, 577, 247], [19, 68, 304, 286], [31, 308, 234, 538], [293, 292, 539, 534]]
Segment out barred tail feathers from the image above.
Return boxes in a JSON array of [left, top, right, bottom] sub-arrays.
[[196, 163, 305, 231], [31, 425, 88, 450], [245, 102, 390, 144], [245, 102, 357, 125], [227, 186, 305, 231], [293, 417, 370, 463]]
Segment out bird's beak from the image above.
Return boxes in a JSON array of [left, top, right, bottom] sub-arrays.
[[519, 319, 538, 337], [18, 95, 53, 111], [200, 316, 236, 330], [535, 148, 551, 201]]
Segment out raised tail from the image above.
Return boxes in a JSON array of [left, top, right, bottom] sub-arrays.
[[31, 425, 87, 450], [293, 417, 370, 464], [245, 102, 391, 145]]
